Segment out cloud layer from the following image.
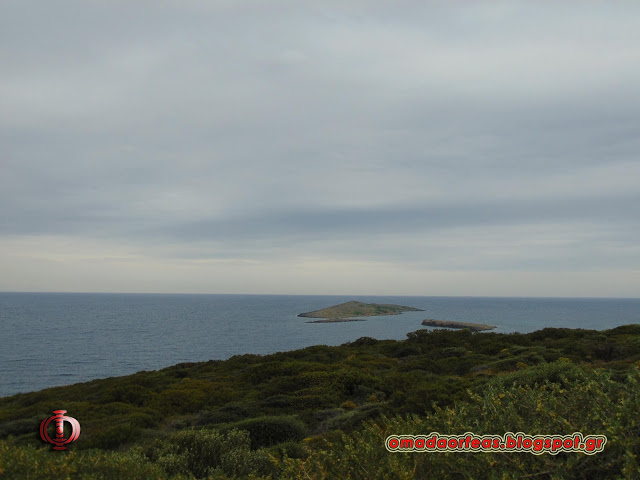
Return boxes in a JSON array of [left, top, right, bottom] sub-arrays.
[[2, 1, 639, 296]]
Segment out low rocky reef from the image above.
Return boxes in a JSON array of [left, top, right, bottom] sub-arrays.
[[422, 319, 496, 332], [304, 318, 368, 323]]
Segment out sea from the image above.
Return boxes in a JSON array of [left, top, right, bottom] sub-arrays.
[[1, 293, 639, 398]]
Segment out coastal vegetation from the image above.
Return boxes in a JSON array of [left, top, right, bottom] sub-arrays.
[[1, 325, 640, 478]]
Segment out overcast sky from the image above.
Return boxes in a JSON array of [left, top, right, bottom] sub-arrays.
[[1, 1, 639, 296]]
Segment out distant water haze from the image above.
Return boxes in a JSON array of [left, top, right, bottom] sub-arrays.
[[1, 293, 639, 397]]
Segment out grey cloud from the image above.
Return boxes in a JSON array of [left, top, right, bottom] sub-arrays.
[[168, 193, 640, 237], [1, 1, 639, 294]]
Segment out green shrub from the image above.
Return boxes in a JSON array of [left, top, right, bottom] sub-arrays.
[[80, 423, 140, 450], [260, 395, 293, 409], [271, 440, 308, 459], [0, 416, 41, 438], [281, 363, 640, 479], [102, 384, 154, 406], [148, 428, 275, 478], [331, 369, 381, 396], [322, 404, 384, 433], [0, 440, 172, 479], [347, 336, 380, 347], [222, 415, 307, 449], [197, 402, 252, 425]]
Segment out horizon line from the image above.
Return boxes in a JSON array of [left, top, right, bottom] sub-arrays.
[[1, 291, 638, 300]]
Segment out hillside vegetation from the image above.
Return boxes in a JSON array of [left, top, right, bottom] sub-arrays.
[[1, 325, 640, 478]]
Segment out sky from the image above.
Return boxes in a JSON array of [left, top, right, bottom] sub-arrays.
[[1, 1, 639, 297]]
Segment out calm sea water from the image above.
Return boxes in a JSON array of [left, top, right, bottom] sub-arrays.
[[1, 293, 639, 398]]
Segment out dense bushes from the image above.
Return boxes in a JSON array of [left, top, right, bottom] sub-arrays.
[[0, 439, 173, 480], [220, 415, 307, 449], [147, 428, 275, 478], [281, 362, 640, 479], [0, 429, 277, 479], [2, 325, 640, 478]]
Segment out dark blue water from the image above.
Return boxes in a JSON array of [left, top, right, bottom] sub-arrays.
[[1, 293, 639, 397]]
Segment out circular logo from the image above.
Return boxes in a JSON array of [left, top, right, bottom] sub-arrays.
[[40, 410, 81, 450]]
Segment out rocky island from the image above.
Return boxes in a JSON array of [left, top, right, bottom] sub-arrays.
[[422, 319, 496, 332], [299, 300, 424, 323]]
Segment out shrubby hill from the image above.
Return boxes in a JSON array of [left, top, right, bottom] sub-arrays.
[[1, 325, 640, 478]]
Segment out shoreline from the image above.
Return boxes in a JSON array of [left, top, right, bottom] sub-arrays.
[[306, 318, 367, 323], [3, 323, 639, 398]]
